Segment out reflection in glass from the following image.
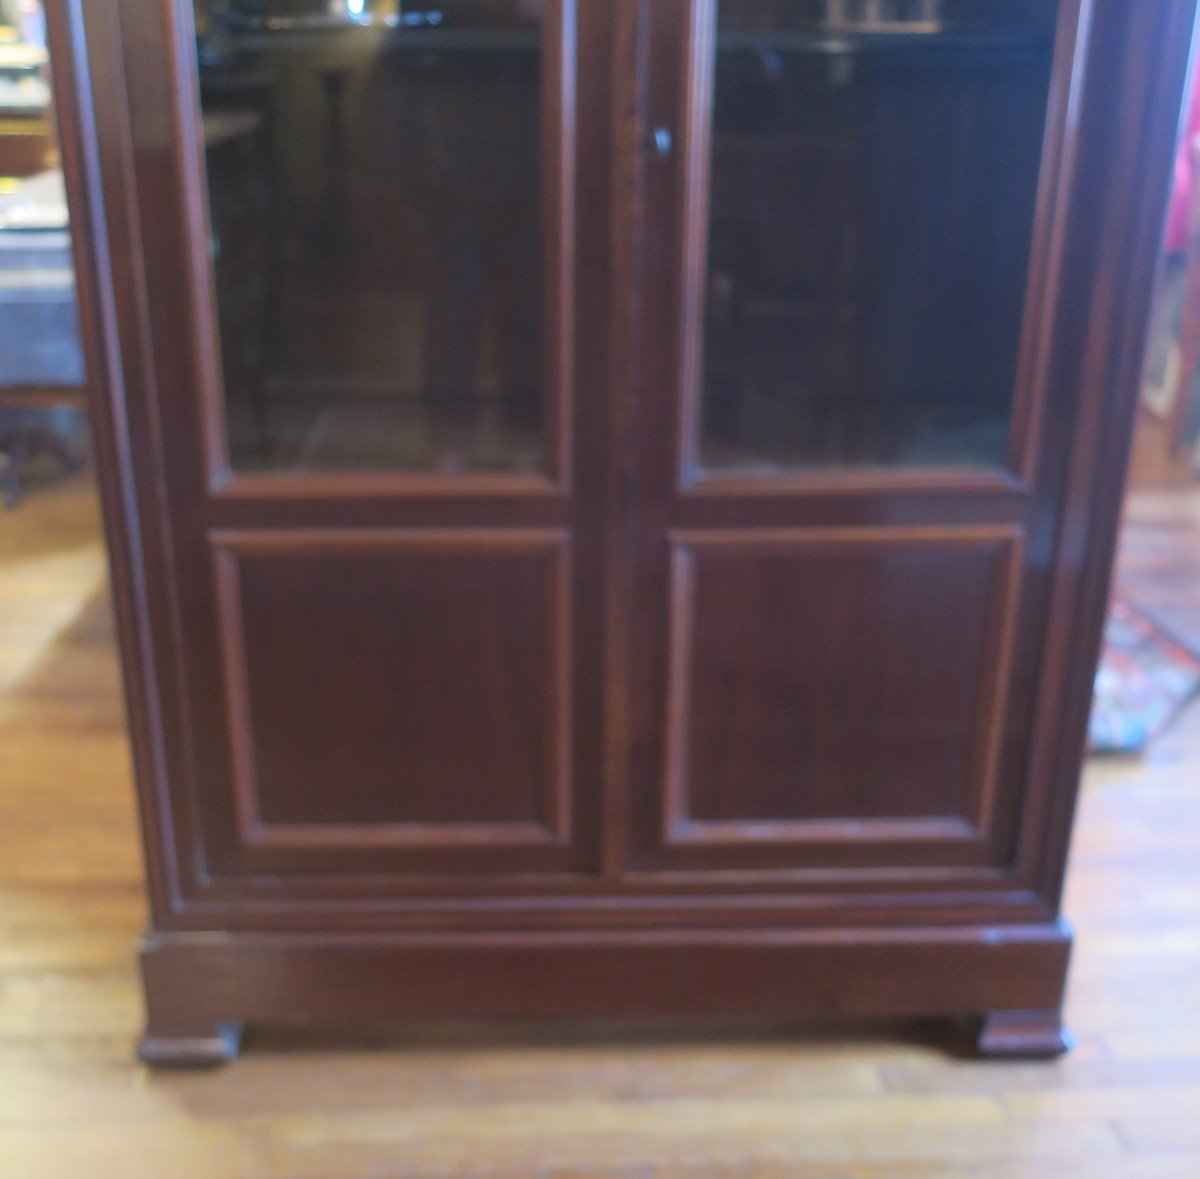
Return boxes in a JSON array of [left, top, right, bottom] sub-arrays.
[[699, 0, 1059, 473], [194, 1, 546, 474]]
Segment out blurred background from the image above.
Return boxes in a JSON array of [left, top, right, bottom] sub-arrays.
[[0, 0, 84, 504]]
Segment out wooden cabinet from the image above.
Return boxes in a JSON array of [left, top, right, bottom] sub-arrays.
[[49, 0, 1196, 1064]]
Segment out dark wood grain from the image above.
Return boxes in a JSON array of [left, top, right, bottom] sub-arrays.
[[139, 922, 1073, 1025], [46, 0, 1200, 1063], [658, 527, 1022, 861], [211, 529, 574, 869]]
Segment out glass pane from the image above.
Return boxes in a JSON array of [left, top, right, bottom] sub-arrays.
[[699, 0, 1059, 473], [194, 1, 547, 475]]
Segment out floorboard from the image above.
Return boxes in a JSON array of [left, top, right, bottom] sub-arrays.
[[0, 470, 1198, 1177]]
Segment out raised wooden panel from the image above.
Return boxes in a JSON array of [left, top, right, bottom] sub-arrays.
[[663, 527, 1022, 849], [212, 530, 571, 853]]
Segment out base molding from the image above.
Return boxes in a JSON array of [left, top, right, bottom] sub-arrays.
[[976, 1009, 1073, 1059], [137, 921, 1071, 1064]]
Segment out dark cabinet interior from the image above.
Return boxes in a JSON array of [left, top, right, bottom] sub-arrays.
[[49, 0, 1198, 1064], [196, 1, 549, 474], [702, 3, 1056, 470]]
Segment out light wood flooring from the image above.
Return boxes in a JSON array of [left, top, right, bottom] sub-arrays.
[[0, 465, 1199, 1177]]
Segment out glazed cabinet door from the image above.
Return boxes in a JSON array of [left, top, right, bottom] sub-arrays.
[[626, 0, 1089, 877], [105, 0, 613, 888]]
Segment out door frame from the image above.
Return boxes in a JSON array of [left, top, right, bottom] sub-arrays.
[[616, 0, 1198, 897], [46, 0, 618, 895]]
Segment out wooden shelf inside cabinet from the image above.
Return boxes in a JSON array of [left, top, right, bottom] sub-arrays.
[[715, 29, 1052, 63], [205, 26, 542, 54]]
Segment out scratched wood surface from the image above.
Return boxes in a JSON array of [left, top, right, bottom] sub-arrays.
[[0, 469, 1198, 1178]]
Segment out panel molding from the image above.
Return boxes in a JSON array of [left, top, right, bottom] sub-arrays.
[[661, 525, 1025, 851], [211, 528, 574, 853]]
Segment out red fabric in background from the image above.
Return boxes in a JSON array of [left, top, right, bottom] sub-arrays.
[[1166, 69, 1200, 253]]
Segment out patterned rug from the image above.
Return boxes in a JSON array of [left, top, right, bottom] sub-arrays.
[[1089, 599, 1200, 755]]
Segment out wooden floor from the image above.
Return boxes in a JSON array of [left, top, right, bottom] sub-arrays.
[[1, 463, 1200, 1177]]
